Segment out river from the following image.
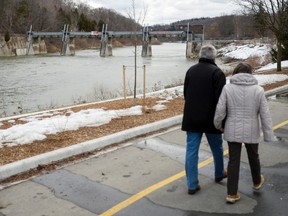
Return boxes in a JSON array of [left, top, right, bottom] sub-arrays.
[[1, 43, 203, 116], [1, 42, 287, 117]]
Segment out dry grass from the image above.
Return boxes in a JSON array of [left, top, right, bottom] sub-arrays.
[[0, 97, 184, 166]]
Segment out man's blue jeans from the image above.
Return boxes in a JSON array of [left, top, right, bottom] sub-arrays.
[[185, 132, 224, 189]]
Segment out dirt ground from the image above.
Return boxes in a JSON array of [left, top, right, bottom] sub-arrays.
[[0, 69, 287, 184]]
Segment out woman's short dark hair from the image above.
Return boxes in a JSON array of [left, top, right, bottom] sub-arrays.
[[232, 63, 253, 75]]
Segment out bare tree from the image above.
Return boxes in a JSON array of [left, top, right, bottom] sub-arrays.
[[0, 0, 14, 33], [236, 0, 288, 71], [127, 0, 147, 105], [218, 15, 235, 39]]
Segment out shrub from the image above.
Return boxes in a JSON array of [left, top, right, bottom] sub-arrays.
[[270, 39, 288, 63], [4, 31, 10, 42]]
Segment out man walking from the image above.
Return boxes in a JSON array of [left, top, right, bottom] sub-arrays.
[[182, 44, 226, 194]]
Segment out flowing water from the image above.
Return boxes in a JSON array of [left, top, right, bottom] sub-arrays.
[[1, 42, 286, 117], [0, 43, 199, 116]]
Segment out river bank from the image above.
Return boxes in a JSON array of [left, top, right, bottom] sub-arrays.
[[0, 36, 27, 56], [0, 35, 161, 57]]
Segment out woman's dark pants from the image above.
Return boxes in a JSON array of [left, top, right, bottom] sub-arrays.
[[227, 142, 261, 195]]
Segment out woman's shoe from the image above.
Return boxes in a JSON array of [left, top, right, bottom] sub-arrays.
[[226, 194, 241, 204], [253, 175, 265, 190]]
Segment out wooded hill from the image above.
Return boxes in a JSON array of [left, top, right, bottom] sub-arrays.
[[0, 0, 140, 35], [0, 0, 273, 40]]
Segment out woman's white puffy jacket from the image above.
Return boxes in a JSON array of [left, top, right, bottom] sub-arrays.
[[214, 73, 274, 143]]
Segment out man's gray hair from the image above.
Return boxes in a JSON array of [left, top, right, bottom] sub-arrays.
[[199, 45, 217, 60]]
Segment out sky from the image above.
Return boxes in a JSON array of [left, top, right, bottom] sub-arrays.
[[76, 0, 242, 25]]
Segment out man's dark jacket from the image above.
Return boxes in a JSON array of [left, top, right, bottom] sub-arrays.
[[181, 58, 226, 134]]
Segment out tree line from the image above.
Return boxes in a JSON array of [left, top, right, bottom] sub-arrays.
[[1, 0, 286, 42], [1, 0, 286, 40], [153, 0, 288, 71], [0, 0, 287, 70], [237, 0, 288, 71], [0, 0, 139, 35]]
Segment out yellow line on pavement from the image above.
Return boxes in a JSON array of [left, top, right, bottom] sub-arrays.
[[100, 170, 185, 216], [100, 120, 287, 216], [273, 119, 288, 130], [100, 148, 229, 216]]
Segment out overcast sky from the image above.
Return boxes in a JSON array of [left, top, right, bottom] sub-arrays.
[[77, 0, 241, 25]]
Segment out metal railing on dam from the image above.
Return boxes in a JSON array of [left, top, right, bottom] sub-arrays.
[[26, 24, 204, 57]]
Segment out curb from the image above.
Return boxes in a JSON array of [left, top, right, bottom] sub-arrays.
[[265, 84, 288, 98], [0, 115, 183, 180]]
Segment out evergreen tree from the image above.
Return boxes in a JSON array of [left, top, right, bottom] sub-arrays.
[[4, 31, 10, 42], [78, 13, 96, 31], [97, 20, 105, 31]]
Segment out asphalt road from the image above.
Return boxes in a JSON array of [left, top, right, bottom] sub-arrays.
[[0, 99, 287, 216]]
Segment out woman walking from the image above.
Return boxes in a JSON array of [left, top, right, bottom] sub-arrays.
[[214, 63, 274, 204]]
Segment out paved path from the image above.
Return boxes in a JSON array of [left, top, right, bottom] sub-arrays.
[[0, 99, 287, 216]]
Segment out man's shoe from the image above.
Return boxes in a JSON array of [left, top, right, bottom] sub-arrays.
[[188, 185, 201, 195], [253, 175, 265, 190], [215, 169, 228, 183], [226, 194, 241, 204]]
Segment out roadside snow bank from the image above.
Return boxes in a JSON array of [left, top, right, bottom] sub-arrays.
[[256, 60, 288, 72], [226, 74, 288, 85]]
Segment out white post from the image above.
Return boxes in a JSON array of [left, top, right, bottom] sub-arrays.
[[123, 65, 126, 99], [143, 65, 146, 103]]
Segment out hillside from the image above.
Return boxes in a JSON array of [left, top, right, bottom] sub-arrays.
[[0, 0, 274, 41]]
